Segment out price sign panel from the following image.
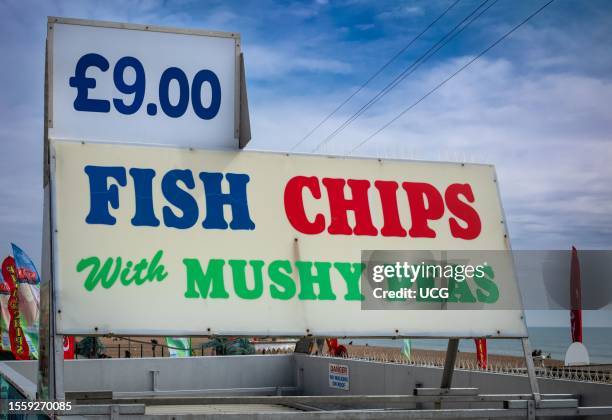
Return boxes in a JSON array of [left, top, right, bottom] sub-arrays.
[[47, 17, 241, 149]]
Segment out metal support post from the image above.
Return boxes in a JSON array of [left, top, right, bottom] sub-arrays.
[[440, 338, 459, 389], [522, 337, 541, 406]]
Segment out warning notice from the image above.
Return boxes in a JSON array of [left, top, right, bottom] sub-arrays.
[[328, 363, 350, 390]]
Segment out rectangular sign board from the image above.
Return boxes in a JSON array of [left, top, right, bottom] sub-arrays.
[[50, 139, 527, 337], [47, 17, 240, 149], [329, 363, 350, 390]]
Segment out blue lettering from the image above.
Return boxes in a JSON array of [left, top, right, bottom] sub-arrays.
[[69, 53, 111, 113], [199, 172, 255, 230], [113, 56, 146, 115], [159, 67, 189, 118], [129, 168, 160, 227], [85, 166, 127, 225], [83, 165, 256, 230], [162, 169, 198, 229], [191, 70, 221, 120]]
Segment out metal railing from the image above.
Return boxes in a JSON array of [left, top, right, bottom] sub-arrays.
[[81, 340, 612, 385], [316, 350, 612, 385]]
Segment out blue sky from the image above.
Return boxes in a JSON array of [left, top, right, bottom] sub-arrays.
[[0, 0, 611, 326]]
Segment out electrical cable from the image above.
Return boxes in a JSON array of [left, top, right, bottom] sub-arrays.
[[312, 0, 496, 153], [289, 0, 461, 151], [349, 0, 556, 155]]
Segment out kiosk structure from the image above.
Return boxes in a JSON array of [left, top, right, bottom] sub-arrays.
[[25, 16, 612, 419]]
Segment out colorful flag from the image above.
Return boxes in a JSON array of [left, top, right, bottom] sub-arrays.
[[11, 244, 40, 287], [165, 337, 191, 357], [11, 244, 40, 359], [2, 256, 30, 359], [475, 338, 487, 369], [570, 246, 582, 343], [401, 339, 411, 360]]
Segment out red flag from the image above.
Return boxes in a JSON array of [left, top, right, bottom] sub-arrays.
[[63, 336, 75, 359], [2, 257, 30, 360], [570, 246, 582, 343], [475, 338, 487, 369], [325, 338, 348, 357], [326, 338, 339, 354]]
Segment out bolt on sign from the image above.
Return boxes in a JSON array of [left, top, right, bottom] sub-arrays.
[[49, 140, 527, 337]]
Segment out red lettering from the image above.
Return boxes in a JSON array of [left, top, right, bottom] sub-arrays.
[[445, 183, 481, 240], [374, 180, 407, 237], [283, 176, 325, 234], [322, 178, 378, 236], [283, 176, 482, 240], [402, 182, 445, 238]]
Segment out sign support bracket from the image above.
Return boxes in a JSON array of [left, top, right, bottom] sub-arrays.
[[440, 338, 459, 389], [522, 337, 541, 406], [432, 338, 459, 409], [432, 336, 540, 411]]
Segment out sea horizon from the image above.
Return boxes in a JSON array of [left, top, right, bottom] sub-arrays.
[[342, 326, 612, 364]]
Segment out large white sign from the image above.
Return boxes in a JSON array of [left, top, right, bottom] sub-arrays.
[[47, 17, 240, 149], [50, 139, 527, 337]]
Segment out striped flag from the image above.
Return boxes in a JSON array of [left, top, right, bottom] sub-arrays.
[[11, 244, 40, 359], [2, 256, 30, 360]]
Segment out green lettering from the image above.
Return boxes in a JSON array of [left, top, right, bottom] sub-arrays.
[[145, 250, 168, 282], [131, 259, 148, 285], [78, 251, 168, 291], [230, 259, 264, 300], [296, 261, 336, 300], [447, 277, 477, 303], [183, 259, 229, 299], [334, 262, 365, 301], [474, 265, 499, 303], [77, 256, 101, 291], [76, 256, 121, 291], [120, 261, 134, 286], [268, 260, 296, 300]]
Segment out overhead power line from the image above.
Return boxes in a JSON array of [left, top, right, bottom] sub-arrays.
[[289, 0, 461, 152], [349, 0, 556, 155], [312, 0, 496, 153]]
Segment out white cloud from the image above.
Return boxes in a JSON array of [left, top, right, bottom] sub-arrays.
[[377, 4, 424, 20], [244, 44, 352, 79], [355, 23, 375, 31]]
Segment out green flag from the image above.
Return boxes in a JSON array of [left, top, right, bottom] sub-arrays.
[[166, 337, 191, 357], [401, 339, 411, 360]]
